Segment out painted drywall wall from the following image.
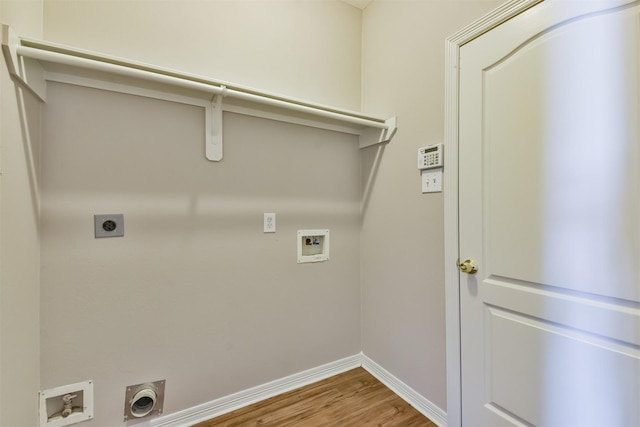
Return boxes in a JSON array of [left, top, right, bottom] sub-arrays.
[[40, 84, 362, 426], [43, 0, 362, 111], [360, 0, 504, 413], [0, 1, 43, 426], [38, 2, 363, 425]]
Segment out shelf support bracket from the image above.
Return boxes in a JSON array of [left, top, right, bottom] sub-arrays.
[[2, 25, 46, 102], [206, 91, 224, 161], [359, 116, 397, 149]]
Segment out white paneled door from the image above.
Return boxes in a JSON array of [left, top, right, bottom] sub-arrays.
[[458, 1, 640, 425]]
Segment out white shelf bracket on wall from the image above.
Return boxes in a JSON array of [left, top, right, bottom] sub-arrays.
[[1, 25, 46, 102], [2, 25, 397, 161], [358, 116, 397, 149], [207, 92, 224, 161]]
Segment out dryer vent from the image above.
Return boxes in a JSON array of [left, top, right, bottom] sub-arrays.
[[123, 380, 165, 421]]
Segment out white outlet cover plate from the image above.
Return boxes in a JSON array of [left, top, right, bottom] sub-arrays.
[[264, 213, 276, 233], [39, 380, 94, 427]]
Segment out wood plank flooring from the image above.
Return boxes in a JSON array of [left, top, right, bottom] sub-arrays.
[[191, 367, 437, 427]]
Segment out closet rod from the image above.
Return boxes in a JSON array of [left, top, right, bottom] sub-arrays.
[[15, 45, 222, 97], [15, 45, 389, 130], [224, 89, 388, 129]]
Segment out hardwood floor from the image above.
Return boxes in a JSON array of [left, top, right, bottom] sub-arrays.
[[191, 367, 438, 427]]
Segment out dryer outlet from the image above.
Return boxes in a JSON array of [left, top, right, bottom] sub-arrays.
[[94, 214, 124, 238]]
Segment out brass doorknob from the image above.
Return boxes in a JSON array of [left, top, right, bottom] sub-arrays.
[[457, 259, 478, 274]]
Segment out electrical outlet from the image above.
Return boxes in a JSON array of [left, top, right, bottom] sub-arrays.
[[94, 214, 124, 238], [39, 381, 93, 427], [264, 213, 276, 233]]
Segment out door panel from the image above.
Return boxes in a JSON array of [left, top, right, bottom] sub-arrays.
[[482, 5, 640, 300], [459, 1, 640, 425], [487, 305, 640, 426]]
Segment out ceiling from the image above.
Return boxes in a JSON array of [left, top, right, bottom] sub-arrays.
[[341, 0, 373, 10]]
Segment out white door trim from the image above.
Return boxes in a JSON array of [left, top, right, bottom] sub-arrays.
[[443, 1, 544, 426]]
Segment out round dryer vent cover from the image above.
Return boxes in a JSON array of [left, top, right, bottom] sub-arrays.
[[124, 380, 165, 421]]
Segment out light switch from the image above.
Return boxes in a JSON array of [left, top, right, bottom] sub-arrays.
[[421, 169, 442, 193]]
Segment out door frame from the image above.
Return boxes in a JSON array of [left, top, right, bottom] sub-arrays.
[[443, 1, 543, 425]]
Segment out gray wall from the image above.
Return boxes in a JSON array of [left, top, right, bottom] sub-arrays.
[[0, 1, 43, 425], [360, 0, 504, 413], [40, 83, 361, 426], [39, 2, 364, 425]]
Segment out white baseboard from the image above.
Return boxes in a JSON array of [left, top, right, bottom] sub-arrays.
[[361, 354, 447, 427], [148, 352, 447, 427], [149, 354, 362, 427]]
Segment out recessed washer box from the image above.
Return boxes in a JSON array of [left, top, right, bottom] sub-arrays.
[[297, 229, 329, 263], [39, 380, 93, 427], [94, 214, 124, 238]]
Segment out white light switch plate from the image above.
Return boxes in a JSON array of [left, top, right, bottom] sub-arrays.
[[421, 169, 442, 193]]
